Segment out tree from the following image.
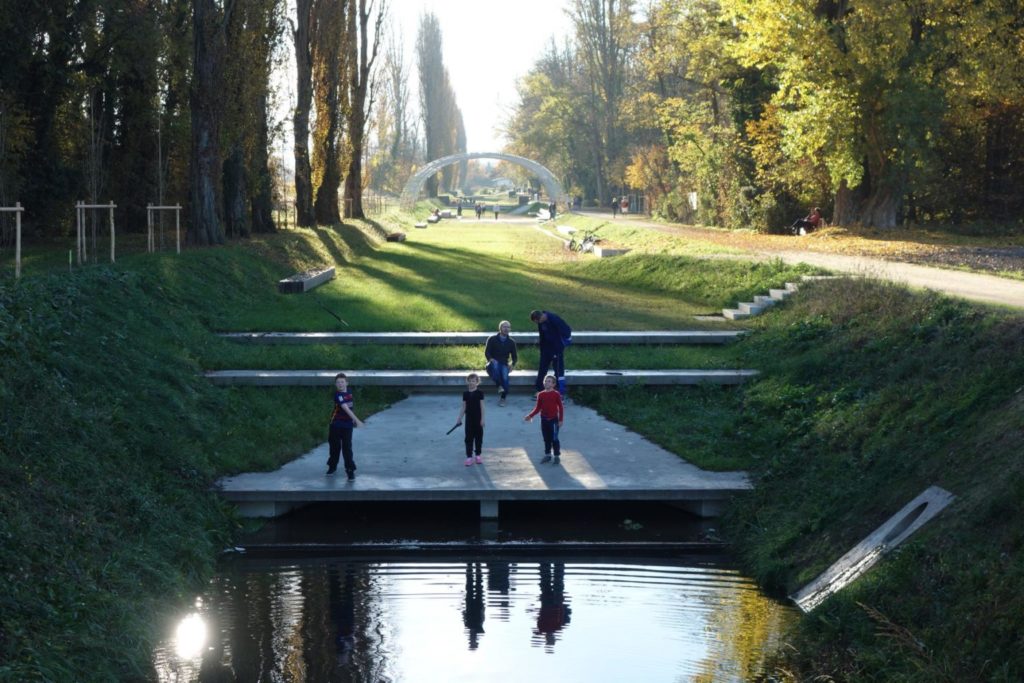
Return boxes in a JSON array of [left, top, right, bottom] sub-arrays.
[[312, 0, 346, 225], [366, 27, 417, 194], [569, 0, 636, 203], [292, 0, 316, 226], [723, 0, 1024, 228], [222, 0, 281, 237], [190, 0, 225, 245], [342, 0, 386, 219], [416, 12, 464, 197]]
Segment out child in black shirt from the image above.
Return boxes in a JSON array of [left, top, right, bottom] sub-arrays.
[[456, 373, 486, 466]]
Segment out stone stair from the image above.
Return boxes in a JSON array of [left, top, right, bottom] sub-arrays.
[[722, 281, 799, 320], [722, 275, 847, 320]]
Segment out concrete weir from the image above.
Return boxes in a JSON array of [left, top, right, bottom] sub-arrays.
[[215, 393, 751, 520], [205, 368, 759, 387], [218, 330, 744, 345]]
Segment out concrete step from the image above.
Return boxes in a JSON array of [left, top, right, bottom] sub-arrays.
[[737, 302, 767, 315], [722, 309, 750, 321], [218, 330, 746, 346], [768, 288, 792, 300], [785, 282, 799, 292], [205, 368, 759, 388], [753, 295, 777, 306]]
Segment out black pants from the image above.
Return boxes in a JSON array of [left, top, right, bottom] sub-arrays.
[[535, 349, 565, 391], [541, 417, 560, 455], [328, 423, 355, 473], [465, 421, 483, 456]]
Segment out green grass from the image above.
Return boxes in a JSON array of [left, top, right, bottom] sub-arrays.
[[212, 218, 813, 332], [553, 212, 749, 256], [201, 342, 746, 371]]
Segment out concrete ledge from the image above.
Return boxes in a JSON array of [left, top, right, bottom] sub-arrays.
[[222, 488, 749, 519], [204, 368, 760, 387], [277, 266, 335, 294], [593, 245, 631, 258], [217, 330, 745, 345]]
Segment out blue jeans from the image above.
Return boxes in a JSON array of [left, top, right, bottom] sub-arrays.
[[541, 417, 561, 455], [486, 359, 511, 396]]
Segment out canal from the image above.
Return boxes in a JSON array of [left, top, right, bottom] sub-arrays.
[[153, 502, 795, 682]]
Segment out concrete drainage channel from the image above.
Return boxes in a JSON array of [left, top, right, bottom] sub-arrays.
[[790, 485, 956, 612]]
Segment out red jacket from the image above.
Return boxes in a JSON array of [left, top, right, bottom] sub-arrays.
[[526, 390, 564, 421]]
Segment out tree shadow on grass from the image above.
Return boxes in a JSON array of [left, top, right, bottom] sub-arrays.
[[334, 240, 701, 330]]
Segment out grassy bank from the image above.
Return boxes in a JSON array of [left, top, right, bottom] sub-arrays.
[[0, 229, 400, 681], [578, 279, 1024, 681]]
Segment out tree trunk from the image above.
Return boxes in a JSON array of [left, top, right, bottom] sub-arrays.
[[189, 0, 224, 245], [343, 0, 384, 219], [251, 88, 276, 233], [222, 146, 248, 237], [344, 122, 364, 218], [314, 113, 342, 225], [833, 179, 859, 226], [293, 0, 315, 226]]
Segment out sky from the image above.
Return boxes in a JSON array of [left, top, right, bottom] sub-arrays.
[[379, 0, 574, 151]]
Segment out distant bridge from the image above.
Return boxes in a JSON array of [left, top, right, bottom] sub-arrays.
[[400, 152, 569, 209]]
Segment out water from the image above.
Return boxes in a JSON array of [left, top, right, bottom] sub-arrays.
[[153, 503, 795, 682]]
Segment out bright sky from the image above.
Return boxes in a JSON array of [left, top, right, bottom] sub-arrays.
[[385, 0, 574, 151]]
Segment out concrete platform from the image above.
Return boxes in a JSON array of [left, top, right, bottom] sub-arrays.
[[204, 368, 759, 387], [216, 393, 751, 519], [217, 330, 744, 345]]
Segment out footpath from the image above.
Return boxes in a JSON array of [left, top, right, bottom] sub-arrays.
[[582, 211, 1024, 310]]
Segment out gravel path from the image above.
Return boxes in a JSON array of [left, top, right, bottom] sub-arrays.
[[582, 212, 1024, 310]]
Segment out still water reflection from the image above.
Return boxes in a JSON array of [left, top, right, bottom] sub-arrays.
[[153, 556, 793, 682]]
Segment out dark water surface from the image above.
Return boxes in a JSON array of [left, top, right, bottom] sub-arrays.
[[152, 503, 794, 682]]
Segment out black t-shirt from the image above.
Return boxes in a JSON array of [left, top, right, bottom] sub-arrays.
[[463, 389, 484, 421]]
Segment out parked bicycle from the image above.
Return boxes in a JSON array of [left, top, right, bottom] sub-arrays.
[[567, 228, 601, 253]]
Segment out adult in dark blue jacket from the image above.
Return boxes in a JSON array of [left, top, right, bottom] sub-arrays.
[[529, 309, 572, 394]]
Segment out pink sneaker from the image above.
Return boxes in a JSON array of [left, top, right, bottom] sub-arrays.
[[465, 457, 473, 466], [475, 455, 483, 464]]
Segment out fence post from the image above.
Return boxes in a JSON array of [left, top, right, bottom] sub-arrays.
[[175, 206, 181, 254], [109, 202, 115, 263], [76, 202, 82, 264], [15, 203, 22, 279]]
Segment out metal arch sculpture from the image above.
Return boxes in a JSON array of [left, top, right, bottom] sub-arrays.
[[400, 152, 569, 209]]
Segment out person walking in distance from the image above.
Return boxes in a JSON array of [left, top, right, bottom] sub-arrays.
[[328, 372, 364, 480], [524, 374, 564, 465], [529, 309, 572, 396], [485, 320, 518, 406], [456, 373, 486, 466]]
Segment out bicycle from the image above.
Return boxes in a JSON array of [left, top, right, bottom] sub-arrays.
[[567, 228, 601, 253]]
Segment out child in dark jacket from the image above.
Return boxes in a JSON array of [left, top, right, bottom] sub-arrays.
[[524, 374, 565, 465]]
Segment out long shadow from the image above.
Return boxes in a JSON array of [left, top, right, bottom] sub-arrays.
[[338, 241, 701, 330]]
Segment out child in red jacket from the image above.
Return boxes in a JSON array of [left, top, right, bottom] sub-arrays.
[[524, 374, 565, 465]]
